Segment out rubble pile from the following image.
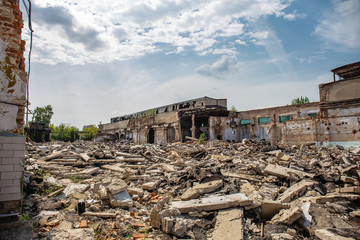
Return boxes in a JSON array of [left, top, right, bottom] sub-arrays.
[[23, 139, 360, 239]]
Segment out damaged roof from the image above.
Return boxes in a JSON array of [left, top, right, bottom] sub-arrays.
[[331, 61, 360, 79]]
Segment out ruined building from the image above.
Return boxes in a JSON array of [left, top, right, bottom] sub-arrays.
[[99, 61, 360, 148], [0, 0, 28, 219]]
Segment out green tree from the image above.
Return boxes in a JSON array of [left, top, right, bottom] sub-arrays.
[[32, 105, 54, 127], [50, 123, 79, 142], [291, 96, 310, 106], [82, 125, 98, 140], [230, 105, 237, 112]]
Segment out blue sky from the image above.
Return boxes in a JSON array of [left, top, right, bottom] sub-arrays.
[[21, 0, 360, 128]]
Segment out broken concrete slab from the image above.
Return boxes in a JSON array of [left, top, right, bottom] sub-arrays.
[[170, 193, 252, 214], [261, 200, 290, 219], [82, 212, 116, 218], [211, 208, 244, 240], [79, 153, 90, 162], [270, 206, 302, 225], [264, 164, 314, 179], [314, 229, 355, 240], [335, 186, 360, 194], [180, 180, 223, 200], [39, 152, 63, 161], [277, 180, 315, 203]]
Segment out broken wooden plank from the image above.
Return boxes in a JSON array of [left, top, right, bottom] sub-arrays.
[[264, 164, 314, 179], [115, 152, 142, 158], [170, 193, 252, 214], [116, 156, 145, 162], [211, 208, 244, 240], [39, 152, 63, 161], [48, 187, 65, 198]]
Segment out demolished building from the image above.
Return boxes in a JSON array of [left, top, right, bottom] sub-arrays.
[[99, 61, 360, 148]]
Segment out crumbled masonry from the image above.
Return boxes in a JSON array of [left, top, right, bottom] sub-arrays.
[[23, 139, 360, 239]]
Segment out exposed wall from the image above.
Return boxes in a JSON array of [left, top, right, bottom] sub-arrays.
[[319, 78, 360, 103], [0, 0, 27, 217]]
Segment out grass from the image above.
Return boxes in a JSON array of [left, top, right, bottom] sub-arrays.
[[65, 175, 84, 183]]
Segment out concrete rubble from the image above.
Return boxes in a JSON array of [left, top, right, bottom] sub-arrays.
[[22, 139, 360, 239]]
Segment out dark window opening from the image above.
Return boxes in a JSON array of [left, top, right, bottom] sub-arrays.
[[167, 127, 175, 143], [180, 117, 192, 142], [148, 128, 155, 144], [195, 116, 209, 140]]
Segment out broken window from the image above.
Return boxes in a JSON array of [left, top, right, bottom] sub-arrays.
[[308, 113, 317, 118], [240, 119, 251, 125], [258, 117, 271, 124], [279, 115, 291, 123]]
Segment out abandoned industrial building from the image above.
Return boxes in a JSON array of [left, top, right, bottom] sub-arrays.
[[99, 61, 360, 148]]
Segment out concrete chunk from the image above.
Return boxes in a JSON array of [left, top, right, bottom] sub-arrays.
[[264, 164, 314, 179], [180, 180, 223, 200], [170, 193, 252, 214], [277, 180, 315, 203], [315, 229, 355, 240], [211, 208, 244, 240], [271, 206, 302, 225]]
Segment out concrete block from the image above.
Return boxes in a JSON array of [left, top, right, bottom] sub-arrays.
[[1, 157, 18, 165], [13, 164, 23, 171], [1, 186, 21, 194], [212, 208, 244, 240], [0, 136, 25, 144], [3, 143, 25, 151], [1, 171, 22, 180], [277, 180, 315, 203], [13, 150, 25, 158], [0, 151, 14, 158], [181, 180, 223, 200], [0, 192, 21, 201], [0, 179, 20, 187], [0, 165, 13, 171]]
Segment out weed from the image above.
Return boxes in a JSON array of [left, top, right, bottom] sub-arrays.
[[21, 213, 31, 220], [66, 175, 84, 183], [199, 133, 205, 144]]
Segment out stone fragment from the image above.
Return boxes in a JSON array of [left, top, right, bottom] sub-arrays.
[[336, 186, 360, 194], [171, 218, 187, 237], [79, 153, 90, 162], [79, 220, 87, 228], [211, 208, 244, 240], [106, 180, 128, 195], [161, 217, 174, 234], [180, 180, 223, 200], [63, 183, 89, 197], [141, 181, 159, 191]]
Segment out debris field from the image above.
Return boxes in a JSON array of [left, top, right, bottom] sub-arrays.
[[23, 139, 360, 239]]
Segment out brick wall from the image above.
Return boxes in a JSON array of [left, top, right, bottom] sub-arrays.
[[0, 0, 27, 216]]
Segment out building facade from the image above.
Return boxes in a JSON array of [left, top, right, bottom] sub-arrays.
[[99, 62, 360, 148]]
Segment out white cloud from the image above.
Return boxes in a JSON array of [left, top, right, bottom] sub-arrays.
[[283, 11, 307, 21], [24, 0, 296, 65], [196, 55, 239, 78], [314, 0, 360, 50]]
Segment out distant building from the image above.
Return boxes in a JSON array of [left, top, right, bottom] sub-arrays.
[[98, 61, 360, 147]]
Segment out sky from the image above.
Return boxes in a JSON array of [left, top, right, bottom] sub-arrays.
[[20, 0, 360, 128]]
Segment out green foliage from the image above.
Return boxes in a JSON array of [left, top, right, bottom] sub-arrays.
[[31, 105, 54, 127], [230, 105, 237, 112], [65, 175, 84, 183], [50, 123, 79, 142], [82, 125, 98, 141], [21, 214, 31, 220], [291, 96, 310, 105], [199, 133, 205, 144]]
